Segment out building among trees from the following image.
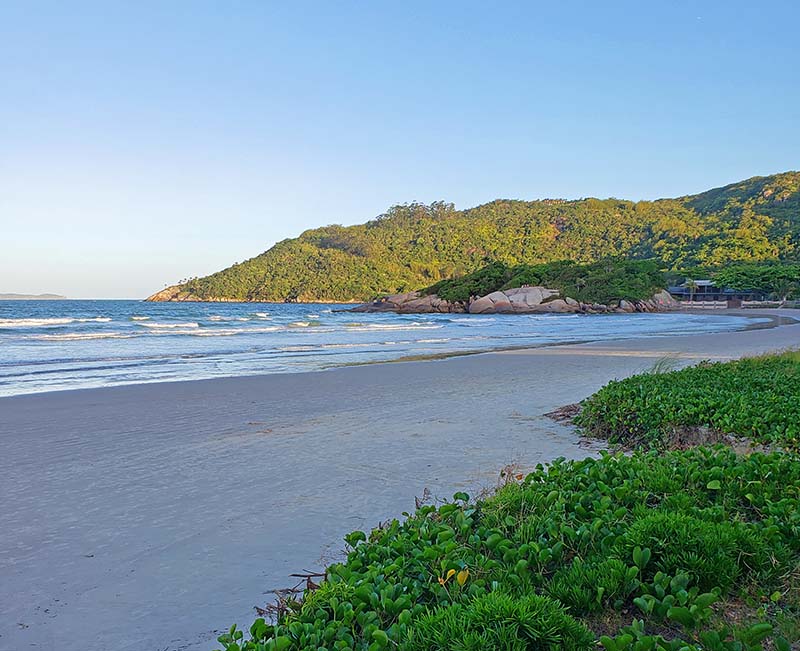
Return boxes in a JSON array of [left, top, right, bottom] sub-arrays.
[[668, 279, 766, 303]]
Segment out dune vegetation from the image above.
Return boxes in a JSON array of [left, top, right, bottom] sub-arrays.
[[216, 449, 799, 651], [215, 354, 800, 651], [576, 352, 800, 450]]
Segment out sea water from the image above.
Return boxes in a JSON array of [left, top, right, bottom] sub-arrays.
[[0, 300, 764, 396]]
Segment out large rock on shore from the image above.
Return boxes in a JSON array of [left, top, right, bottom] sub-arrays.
[[469, 286, 563, 313], [650, 289, 680, 309], [468, 291, 511, 313]]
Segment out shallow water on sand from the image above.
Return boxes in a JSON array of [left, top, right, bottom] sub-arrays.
[[0, 300, 764, 395]]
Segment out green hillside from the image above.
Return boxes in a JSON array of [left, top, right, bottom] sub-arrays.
[[151, 172, 800, 302]]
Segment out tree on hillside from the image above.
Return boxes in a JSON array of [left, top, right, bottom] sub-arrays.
[[714, 263, 800, 303]]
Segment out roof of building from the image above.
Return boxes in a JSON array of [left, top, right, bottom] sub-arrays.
[[668, 285, 761, 295]]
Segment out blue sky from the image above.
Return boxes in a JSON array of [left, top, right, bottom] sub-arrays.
[[2, 1, 798, 298]]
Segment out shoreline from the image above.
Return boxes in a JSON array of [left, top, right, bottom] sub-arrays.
[[342, 310, 798, 368], [1, 311, 798, 651], [680, 307, 799, 328], [1, 309, 792, 401]]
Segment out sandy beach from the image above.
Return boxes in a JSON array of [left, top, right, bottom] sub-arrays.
[[1, 310, 798, 651]]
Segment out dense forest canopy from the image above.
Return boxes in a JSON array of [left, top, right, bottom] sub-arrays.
[[712, 262, 800, 300], [159, 172, 800, 302], [424, 259, 667, 305]]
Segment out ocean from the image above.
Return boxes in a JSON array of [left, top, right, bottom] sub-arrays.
[[0, 300, 764, 396]]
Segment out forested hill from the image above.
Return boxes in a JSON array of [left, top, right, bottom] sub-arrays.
[[147, 172, 800, 302]]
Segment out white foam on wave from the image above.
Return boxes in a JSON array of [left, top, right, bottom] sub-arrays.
[[0, 316, 111, 327], [450, 316, 496, 324], [294, 328, 336, 334], [130, 316, 150, 321], [417, 338, 451, 343], [208, 315, 251, 322], [151, 325, 283, 337], [140, 321, 200, 329], [33, 332, 135, 341], [345, 323, 443, 332], [288, 320, 322, 328], [254, 312, 271, 318], [523, 313, 580, 320], [194, 326, 281, 336], [277, 342, 373, 352], [1, 318, 73, 327]]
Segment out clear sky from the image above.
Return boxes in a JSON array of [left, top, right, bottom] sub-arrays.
[[2, 1, 798, 298]]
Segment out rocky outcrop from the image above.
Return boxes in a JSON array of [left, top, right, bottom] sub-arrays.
[[351, 292, 466, 313], [352, 286, 681, 315], [144, 286, 238, 302], [352, 286, 573, 314], [610, 290, 680, 314]]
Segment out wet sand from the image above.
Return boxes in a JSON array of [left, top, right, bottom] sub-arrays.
[[1, 310, 798, 651]]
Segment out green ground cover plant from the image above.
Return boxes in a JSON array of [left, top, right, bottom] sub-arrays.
[[215, 448, 800, 651], [575, 352, 800, 450]]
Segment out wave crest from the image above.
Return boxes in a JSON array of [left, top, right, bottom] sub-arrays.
[[140, 321, 200, 329], [0, 317, 111, 328]]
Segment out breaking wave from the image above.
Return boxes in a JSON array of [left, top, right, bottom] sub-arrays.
[[139, 321, 200, 329], [0, 317, 111, 328], [33, 332, 135, 341], [344, 322, 443, 331]]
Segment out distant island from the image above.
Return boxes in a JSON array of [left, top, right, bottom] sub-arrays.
[[0, 293, 67, 300], [147, 171, 800, 303]]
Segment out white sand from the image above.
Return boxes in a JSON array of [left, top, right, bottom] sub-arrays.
[[1, 311, 798, 651]]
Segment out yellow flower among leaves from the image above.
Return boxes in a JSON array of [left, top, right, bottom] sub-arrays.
[[437, 569, 456, 586]]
